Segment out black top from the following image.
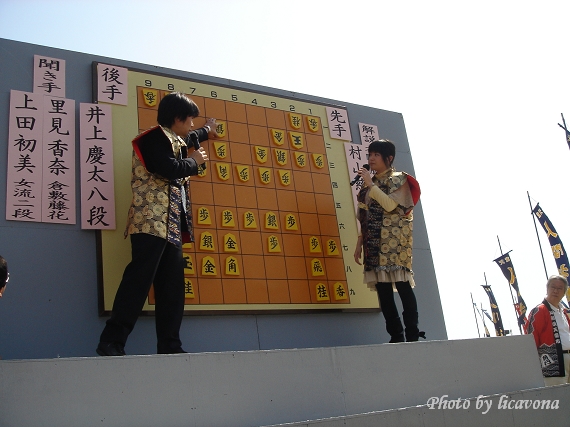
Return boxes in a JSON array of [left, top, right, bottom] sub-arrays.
[[137, 127, 209, 180]]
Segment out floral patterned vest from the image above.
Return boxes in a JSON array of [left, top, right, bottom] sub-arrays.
[[357, 169, 418, 273], [124, 126, 194, 246]]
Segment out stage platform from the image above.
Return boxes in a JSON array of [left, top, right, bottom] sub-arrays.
[[1, 335, 565, 427]]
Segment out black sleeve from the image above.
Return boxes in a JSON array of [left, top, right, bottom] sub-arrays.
[[184, 127, 210, 147], [138, 133, 198, 179]]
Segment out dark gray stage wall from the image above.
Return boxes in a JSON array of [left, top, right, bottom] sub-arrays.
[[0, 38, 446, 360]]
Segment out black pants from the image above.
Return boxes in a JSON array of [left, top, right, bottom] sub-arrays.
[[99, 233, 185, 353], [375, 281, 420, 342]]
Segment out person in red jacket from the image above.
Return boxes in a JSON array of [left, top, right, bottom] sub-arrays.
[[526, 275, 570, 386]]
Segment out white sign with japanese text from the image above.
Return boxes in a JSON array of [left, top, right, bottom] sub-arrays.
[[33, 55, 66, 98], [358, 122, 379, 148], [325, 106, 352, 141], [42, 96, 76, 223], [344, 142, 369, 214], [6, 90, 44, 222], [79, 103, 116, 229], [97, 64, 128, 105]]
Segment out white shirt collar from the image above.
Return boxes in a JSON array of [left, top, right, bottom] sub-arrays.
[[547, 300, 564, 312]]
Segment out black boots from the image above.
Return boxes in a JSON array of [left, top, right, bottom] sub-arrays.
[[385, 315, 425, 342], [377, 281, 426, 343], [402, 310, 426, 342], [386, 316, 406, 343]]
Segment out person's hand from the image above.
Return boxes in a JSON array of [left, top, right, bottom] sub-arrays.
[[354, 237, 363, 265], [189, 146, 208, 165], [205, 118, 218, 137], [359, 166, 373, 188]]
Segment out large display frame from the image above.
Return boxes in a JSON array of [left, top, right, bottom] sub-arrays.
[[97, 65, 379, 314]]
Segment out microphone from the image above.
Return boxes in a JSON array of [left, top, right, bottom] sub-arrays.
[[189, 132, 206, 170], [189, 132, 200, 150], [350, 164, 369, 186]]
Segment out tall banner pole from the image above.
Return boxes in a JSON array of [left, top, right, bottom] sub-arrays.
[[480, 303, 491, 337], [527, 192, 549, 280], [496, 236, 521, 334], [471, 292, 481, 338], [558, 113, 570, 150], [482, 273, 505, 336], [531, 201, 570, 301]]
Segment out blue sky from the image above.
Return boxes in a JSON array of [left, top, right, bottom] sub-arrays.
[[1, 0, 570, 339]]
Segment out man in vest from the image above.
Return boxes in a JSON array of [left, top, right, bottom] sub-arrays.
[[97, 92, 215, 356]]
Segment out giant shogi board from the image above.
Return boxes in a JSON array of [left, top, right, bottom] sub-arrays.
[[99, 69, 378, 313]]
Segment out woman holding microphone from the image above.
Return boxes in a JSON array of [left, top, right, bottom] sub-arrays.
[[353, 140, 424, 343]]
